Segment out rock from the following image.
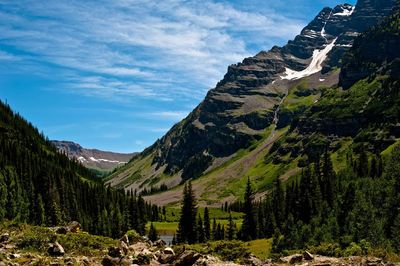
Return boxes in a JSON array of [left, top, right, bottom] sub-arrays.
[[133, 253, 152, 265], [244, 254, 263, 266], [0, 233, 10, 243], [108, 246, 123, 258], [174, 250, 202, 266], [303, 251, 314, 260], [4, 244, 16, 249], [159, 253, 176, 264], [153, 239, 166, 248], [9, 253, 21, 259], [120, 234, 129, 245], [164, 247, 175, 255], [82, 256, 90, 266], [102, 255, 132, 266], [66, 221, 81, 233], [64, 256, 74, 265], [280, 254, 303, 264], [48, 242, 65, 257], [119, 240, 129, 255], [55, 227, 68, 234]]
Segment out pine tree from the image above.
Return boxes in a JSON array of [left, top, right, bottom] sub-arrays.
[[241, 178, 256, 241], [176, 182, 197, 244], [226, 213, 236, 240], [272, 176, 284, 229], [204, 207, 211, 241], [0, 172, 7, 220], [212, 218, 217, 240], [148, 222, 158, 241], [197, 215, 205, 243], [35, 194, 45, 225]]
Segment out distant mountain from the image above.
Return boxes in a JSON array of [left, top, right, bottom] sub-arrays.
[[107, 0, 398, 206], [51, 140, 136, 172]]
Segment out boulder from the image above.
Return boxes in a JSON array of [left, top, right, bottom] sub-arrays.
[[55, 227, 68, 234], [9, 253, 21, 259], [164, 247, 175, 255], [48, 242, 65, 257], [159, 253, 176, 264], [303, 251, 314, 260], [108, 247, 123, 258], [81, 256, 90, 266], [102, 255, 132, 266], [153, 239, 166, 248], [119, 240, 129, 255], [0, 233, 10, 243], [244, 255, 263, 266], [280, 254, 303, 264], [133, 253, 151, 265], [120, 234, 129, 245], [174, 250, 202, 266], [66, 221, 81, 233]]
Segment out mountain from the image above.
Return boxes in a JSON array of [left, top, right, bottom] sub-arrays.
[[51, 140, 136, 172], [0, 100, 151, 237], [107, 0, 398, 205]]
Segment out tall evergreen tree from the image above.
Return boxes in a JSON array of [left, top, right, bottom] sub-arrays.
[[241, 178, 256, 241], [148, 222, 158, 241], [226, 213, 236, 240], [197, 215, 205, 243], [176, 182, 197, 244], [204, 207, 211, 241]]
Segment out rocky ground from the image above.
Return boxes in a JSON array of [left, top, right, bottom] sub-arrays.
[[0, 222, 399, 266]]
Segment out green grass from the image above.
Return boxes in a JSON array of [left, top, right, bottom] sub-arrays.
[[247, 238, 272, 260], [0, 221, 116, 256], [146, 208, 244, 235]]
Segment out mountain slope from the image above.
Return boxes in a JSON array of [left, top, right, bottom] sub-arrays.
[[52, 140, 135, 172], [0, 100, 150, 237], [107, 0, 398, 205]]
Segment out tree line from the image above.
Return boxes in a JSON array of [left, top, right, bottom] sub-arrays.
[[0, 101, 157, 238], [174, 147, 400, 253]]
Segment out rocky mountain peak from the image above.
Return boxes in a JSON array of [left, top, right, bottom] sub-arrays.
[[108, 0, 398, 192]]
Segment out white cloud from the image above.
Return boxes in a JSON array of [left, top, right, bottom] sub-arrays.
[[0, 0, 305, 101]]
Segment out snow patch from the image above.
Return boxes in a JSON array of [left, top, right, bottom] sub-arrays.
[[321, 10, 333, 41], [280, 38, 338, 81], [89, 157, 126, 164], [334, 6, 355, 16], [337, 44, 353, 48], [319, 79, 325, 82], [78, 156, 87, 162]]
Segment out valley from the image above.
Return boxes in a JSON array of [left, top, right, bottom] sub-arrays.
[[1, 0, 400, 264]]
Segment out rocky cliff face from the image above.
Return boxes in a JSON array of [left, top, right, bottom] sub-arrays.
[[52, 140, 135, 172], [109, 0, 398, 192]]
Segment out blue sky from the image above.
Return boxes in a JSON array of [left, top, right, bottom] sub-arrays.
[[0, 0, 356, 153]]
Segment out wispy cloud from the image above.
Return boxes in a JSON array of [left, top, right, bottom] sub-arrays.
[[0, 0, 305, 103]]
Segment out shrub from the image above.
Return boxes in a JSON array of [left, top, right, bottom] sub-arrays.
[[309, 242, 342, 257], [343, 242, 362, 256], [211, 241, 250, 261], [16, 226, 54, 252], [57, 232, 116, 256], [126, 229, 142, 243]]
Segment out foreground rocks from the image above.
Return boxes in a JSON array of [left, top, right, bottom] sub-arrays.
[[0, 223, 399, 266]]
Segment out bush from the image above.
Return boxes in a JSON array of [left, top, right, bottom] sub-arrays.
[[126, 229, 141, 243], [309, 242, 342, 257], [343, 242, 362, 256], [211, 241, 250, 261], [16, 226, 54, 252], [57, 232, 116, 256]]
